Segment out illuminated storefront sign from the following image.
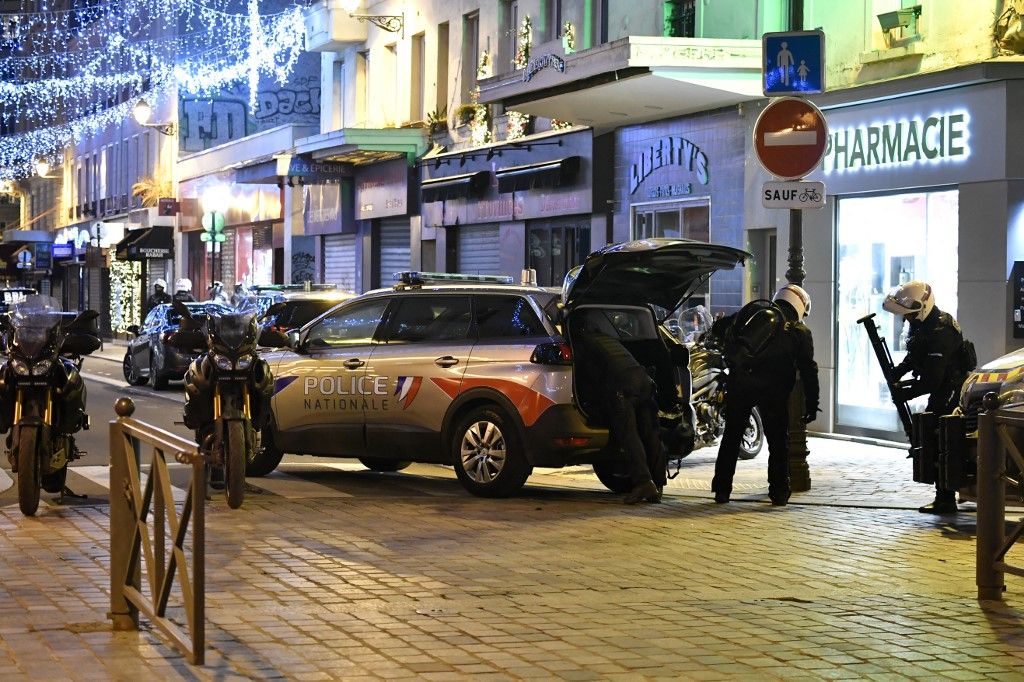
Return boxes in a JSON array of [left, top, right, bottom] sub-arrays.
[[629, 136, 709, 194], [823, 109, 970, 175]]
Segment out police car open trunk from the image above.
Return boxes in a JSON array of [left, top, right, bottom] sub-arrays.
[[561, 238, 749, 426]]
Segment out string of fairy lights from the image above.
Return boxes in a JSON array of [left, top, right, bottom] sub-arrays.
[[0, 0, 309, 179]]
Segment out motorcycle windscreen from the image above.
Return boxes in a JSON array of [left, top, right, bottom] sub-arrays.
[[10, 294, 63, 358], [215, 311, 258, 351], [562, 238, 749, 320]]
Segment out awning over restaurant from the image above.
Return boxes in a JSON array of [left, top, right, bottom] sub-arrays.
[[495, 156, 580, 193], [115, 226, 174, 260], [421, 171, 491, 203]]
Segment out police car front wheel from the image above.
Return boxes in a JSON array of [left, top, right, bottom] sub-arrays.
[[452, 406, 531, 497]]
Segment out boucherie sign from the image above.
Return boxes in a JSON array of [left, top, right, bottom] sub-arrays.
[[823, 109, 970, 175]]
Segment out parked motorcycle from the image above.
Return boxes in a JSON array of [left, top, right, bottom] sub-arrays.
[[170, 299, 273, 509], [0, 296, 100, 516], [680, 305, 764, 462]]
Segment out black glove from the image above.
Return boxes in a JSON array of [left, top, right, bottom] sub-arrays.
[[802, 406, 819, 424]]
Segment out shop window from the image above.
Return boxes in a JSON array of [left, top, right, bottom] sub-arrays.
[[663, 0, 695, 38], [632, 199, 709, 241], [835, 189, 958, 439], [527, 220, 591, 287]]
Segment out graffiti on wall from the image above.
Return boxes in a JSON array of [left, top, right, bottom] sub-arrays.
[[179, 52, 320, 152]]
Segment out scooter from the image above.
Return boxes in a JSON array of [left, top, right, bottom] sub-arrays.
[[1, 296, 100, 516]]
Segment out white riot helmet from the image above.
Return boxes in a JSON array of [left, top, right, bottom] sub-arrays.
[[773, 284, 811, 320], [153, 278, 167, 290], [883, 280, 933, 320], [174, 278, 192, 294]]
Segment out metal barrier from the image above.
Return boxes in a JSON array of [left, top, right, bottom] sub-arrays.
[[976, 398, 1024, 600], [108, 397, 206, 664]]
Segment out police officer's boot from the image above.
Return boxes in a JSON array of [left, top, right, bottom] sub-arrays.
[[918, 487, 958, 514]]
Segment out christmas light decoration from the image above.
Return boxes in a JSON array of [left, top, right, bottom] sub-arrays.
[[505, 111, 531, 141], [512, 15, 532, 70], [0, 0, 307, 179]]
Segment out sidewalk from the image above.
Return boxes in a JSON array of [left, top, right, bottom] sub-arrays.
[[1, 460, 1022, 680]]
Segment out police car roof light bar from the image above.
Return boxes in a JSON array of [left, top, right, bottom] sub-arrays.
[[393, 271, 515, 287]]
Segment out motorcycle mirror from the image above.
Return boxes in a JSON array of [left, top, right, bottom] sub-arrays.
[[171, 299, 192, 321], [126, 324, 140, 336]]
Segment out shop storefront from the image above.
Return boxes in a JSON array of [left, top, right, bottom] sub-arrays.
[[800, 74, 1017, 440], [613, 107, 747, 312], [356, 158, 416, 289], [304, 180, 357, 291], [420, 128, 601, 286]]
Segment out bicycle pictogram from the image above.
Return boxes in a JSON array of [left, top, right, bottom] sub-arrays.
[[799, 186, 821, 203]]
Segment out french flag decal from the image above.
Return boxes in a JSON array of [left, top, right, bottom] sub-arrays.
[[394, 376, 423, 409]]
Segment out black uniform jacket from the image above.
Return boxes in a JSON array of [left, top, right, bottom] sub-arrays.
[[893, 307, 966, 414]]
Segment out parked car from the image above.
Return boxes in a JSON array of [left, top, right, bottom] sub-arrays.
[[253, 239, 748, 496], [259, 289, 356, 337], [122, 302, 232, 389]]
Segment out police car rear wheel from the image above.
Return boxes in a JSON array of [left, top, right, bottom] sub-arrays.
[[452, 406, 531, 497], [358, 458, 411, 472]]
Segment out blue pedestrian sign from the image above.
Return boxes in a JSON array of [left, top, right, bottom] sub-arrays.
[[762, 30, 825, 96]]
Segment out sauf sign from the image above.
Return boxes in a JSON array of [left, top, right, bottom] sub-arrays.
[[823, 109, 970, 175]]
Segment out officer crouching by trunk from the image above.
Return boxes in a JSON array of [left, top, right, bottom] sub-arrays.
[[883, 281, 975, 514]]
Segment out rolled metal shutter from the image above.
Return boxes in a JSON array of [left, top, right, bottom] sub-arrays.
[[323, 234, 358, 293], [378, 220, 410, 285], [457, 224, 501, 275]]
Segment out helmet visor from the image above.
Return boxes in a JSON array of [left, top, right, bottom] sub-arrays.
[[882, 291, 923, 316]]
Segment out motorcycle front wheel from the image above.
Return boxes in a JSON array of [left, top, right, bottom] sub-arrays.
[[225, 420, 247, 509], [738, 408, 764, 460], [16, 427, 40, 516]]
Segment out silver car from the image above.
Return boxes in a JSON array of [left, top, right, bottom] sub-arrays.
[[253, 239, 748, 497]]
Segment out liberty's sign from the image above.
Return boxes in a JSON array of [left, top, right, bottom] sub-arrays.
[[629, 136, 709, 195]]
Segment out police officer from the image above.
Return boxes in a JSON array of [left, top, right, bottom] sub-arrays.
[[574, 322, 665, 505], [172, 278, 195, 303], [883, 280, 971, 514], [207, 280, 230, 304], [145, 278, 171, 314], [712, 285, 819, 506]]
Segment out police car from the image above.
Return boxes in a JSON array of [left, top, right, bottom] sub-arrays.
[[252, 238, 749, 496]]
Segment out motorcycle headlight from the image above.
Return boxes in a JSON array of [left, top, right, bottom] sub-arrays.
[[213, 354, 234, 371], [10, 358, 29, 376], [236, 356, 252, 370], [31, 359, 52, 376]]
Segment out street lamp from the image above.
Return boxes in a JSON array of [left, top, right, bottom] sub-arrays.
[[201, 185, 230, 283], [34, 158, 58, 178], [341, 0, 405, 37], [132, 98, 176, 137]]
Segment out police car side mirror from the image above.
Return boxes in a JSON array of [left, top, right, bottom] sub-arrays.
[[258, 328, 291, 349], [289, 329, 304, 353]]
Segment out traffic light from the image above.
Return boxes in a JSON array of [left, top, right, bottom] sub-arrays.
[[200, 211, 226, 243]]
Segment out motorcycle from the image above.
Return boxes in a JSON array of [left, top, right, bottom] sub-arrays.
[[0, 296, 100, 516], [170, 299, 273, 509], [679, 305, 764, 462]]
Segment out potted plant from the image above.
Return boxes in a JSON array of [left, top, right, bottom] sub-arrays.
[[427, 107, 448, 136]]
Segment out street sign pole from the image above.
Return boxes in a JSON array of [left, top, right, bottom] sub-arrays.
[[787, 2, 811, 493]]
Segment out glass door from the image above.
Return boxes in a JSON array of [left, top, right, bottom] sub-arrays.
[[835, 189, 959, 439]]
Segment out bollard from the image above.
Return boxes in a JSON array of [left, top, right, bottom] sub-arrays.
[[976, 399, 1006, 600], [109, 398, 140, 629]]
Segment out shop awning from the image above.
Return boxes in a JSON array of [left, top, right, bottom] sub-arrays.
[[495, 156, 581, 193], [115, 226, 173, 260], [421, 171, 491, 203]]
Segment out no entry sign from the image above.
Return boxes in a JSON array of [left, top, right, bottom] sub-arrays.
[[753, 97, 829, 180]]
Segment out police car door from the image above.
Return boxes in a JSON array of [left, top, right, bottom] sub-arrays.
[[271, 297, 390, 457], [363, 293, 474, 461]]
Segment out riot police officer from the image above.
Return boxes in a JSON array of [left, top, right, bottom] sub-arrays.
[[172, 278, 195, 303], [883, 280, 973, 514], [145, 278, 171, 314], [574, 323, 665, 505], [712, 285, 820, 506]]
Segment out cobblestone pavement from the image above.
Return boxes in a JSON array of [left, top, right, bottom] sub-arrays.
[[1, 452, 1023, 681]]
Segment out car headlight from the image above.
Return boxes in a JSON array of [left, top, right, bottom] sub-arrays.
[[10, 358, 29, 376], [236, 356, 252, 370], [213, 354, 234, 371], [31, 359, 52, 376]]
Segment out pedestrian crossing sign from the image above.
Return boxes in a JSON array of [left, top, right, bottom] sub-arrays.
[[762, 30, 825, 96]]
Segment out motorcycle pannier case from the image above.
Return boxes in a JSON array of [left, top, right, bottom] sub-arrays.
[[60, 310, 102, 356]]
